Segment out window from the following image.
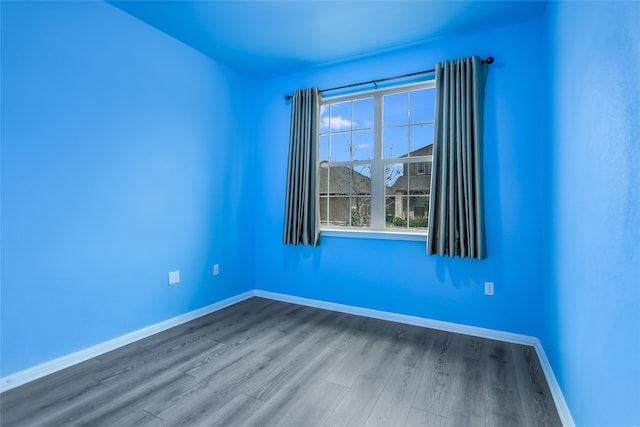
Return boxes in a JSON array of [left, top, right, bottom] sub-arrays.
[[319, 81, 435, 234]]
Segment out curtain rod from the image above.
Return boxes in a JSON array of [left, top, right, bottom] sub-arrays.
[[285, 56, 494, 101]]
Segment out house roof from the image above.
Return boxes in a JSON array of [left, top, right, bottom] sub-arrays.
[[319, 144, 433, 195], [319, 162, 371, 195], [389, 174, 432, 195], [398, 144, 433, 158], [389, 144, 433, 194]]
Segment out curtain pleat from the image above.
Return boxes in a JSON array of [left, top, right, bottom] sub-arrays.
[[283, 88, 320, 246], [427, 57, 487, 259]]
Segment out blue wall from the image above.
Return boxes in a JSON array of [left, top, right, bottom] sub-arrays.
[[3, 2, 638, 424], [0, 1, 254, 376], [252, 18, 554, 341], [547, 2, 640, 425]]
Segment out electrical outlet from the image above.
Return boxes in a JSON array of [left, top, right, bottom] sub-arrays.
[[484, 281, 494, 296], [169, 270, 180, 285], [213, 264, 219, 276]]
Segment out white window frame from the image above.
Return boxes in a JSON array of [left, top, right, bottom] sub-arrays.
[[319, 80, 435, 240]]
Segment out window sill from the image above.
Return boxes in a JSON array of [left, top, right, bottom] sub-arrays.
[[320, 228, 427, 242]]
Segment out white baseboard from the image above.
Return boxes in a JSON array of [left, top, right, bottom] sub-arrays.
[[253, 290, 537, 345], [253, 289, 575, 427], [0, 291, 254, 393], [532, 338, 576, 427], [0, 288, 574, 426]]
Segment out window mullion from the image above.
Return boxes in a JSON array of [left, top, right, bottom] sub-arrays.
[[370, 93, 384, 229]]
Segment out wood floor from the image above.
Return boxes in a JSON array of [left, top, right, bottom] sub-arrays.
[[0, 297, 562, 426]]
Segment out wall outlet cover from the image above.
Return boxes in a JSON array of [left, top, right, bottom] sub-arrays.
[[484, 281, 495, 296], [169, 271, 180, 285]]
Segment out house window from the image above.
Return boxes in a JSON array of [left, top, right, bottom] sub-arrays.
[[319, 81, 434, 234]]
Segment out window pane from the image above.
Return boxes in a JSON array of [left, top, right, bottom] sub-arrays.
[[385, 163, 408, 195], [385, 196, 396, 225], [330, 133, 352, 162], [352, 130, 374, 161], [409, 165, 431, 196], [385, 196, 409, 229], [330, 101, 352, 132], [410, 88, 435, 124], [328, 196, 350, 226], [327, 165, 351, 195], [385, 163, 406, 228], [409, 196, 429, 229], [383, 92, 409, 126], [384, 163, 404, 187], [351, 165, 372, 196], [353, 98, 374, 130], [325, 165, 372, 195], [320, 105, 330, 134], [351, 197, 371, 227], [320, 195, 329, 225], [384, 162, 431, 229], [383, 126, 408, 159], [324, 165, 371, 228], [409, 123, 434, 155], [319, 135, 329, 162], [318, 166, 329, 195]]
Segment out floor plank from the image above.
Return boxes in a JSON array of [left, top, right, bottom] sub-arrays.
[[363, 364, 421, 427], [444, 357, 485, 427], [485, 340, 526, 426], [201, 393, 264, 427], [324, 330, 405, 427], [512, 344, 563, 427], [242, 346, 345, 427], [0, 297, 562, 427], [412, 330, 463, 417], [404, 407, 447, 427], [277, 380, 349, 427]]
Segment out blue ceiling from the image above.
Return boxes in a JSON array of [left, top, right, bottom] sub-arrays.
[[108, 1, 547, 78]]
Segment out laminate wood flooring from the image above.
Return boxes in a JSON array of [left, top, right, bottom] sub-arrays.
[[0, 297, 563, 426]]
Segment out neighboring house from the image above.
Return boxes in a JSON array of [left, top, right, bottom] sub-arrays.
[[319, 161, 371, 226], [319, 143, 432, 227], [387, 144, 432, 220]]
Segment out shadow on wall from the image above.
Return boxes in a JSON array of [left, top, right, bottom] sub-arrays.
[[282, 240, 323, 272]]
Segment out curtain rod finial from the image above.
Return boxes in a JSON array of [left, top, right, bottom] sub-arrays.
[[484, 56, 494, 64], [285, 94, 293, 101]]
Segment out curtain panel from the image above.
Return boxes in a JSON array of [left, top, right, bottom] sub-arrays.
[[427, 56, 488, 259], [283, 88, 321, 246]]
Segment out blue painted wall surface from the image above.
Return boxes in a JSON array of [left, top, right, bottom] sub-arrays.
[[0, 1, 253, 376], [3, 2, 637, 423], [547, 2, 640, 425], [252, 19, 554, 341]]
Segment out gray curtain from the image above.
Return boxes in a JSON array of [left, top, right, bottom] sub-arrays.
[[427, 56, 488, 259], [283, 88, 320, 246]]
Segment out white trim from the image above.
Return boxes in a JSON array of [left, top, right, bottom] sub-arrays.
[[321, 228, 427, 241], [253, 290, 575, 426], [0, 288, 574, 426], [322, 79, 436, 102], [532, 338, 576, 427], [253, 290, 536, 345], [320, 81, 435, 233], [0, 291, 254, 393]]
